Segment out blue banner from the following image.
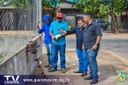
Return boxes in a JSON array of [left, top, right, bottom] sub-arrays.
[[0, 75, 73, 85]]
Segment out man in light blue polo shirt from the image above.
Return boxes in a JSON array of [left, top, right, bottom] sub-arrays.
[[48, 12, 68, 73]]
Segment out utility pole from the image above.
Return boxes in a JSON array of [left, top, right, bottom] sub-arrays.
[[36, 0, 42, 34]]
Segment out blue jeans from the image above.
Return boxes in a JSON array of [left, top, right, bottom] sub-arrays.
[[76, 48, 88, 73], [51, 43, 66, 69], [45, 43, 52, 65], [85, 48, 98, 81]]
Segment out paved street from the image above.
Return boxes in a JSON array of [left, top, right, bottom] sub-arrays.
[[66, 33, 128, 64], [101, 33, 128, 63]]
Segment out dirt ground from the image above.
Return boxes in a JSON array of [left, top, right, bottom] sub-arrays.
[[33, 47, 128, 85]]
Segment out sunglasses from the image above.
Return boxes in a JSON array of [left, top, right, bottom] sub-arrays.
[[56, 17, 62, 19]]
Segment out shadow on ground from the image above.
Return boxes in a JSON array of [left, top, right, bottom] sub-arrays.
[[33, 49, 128, 85]]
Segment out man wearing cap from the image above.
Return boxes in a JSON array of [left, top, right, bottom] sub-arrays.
[[59, 17, 88, 77], [48, 12, 68, 73]]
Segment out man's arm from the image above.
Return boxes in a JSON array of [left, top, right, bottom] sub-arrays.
[[95, 36, 102, 45], [50, 32, 54, 37], [36, 22, 44, 34], [59, 28, 76, 37], [92, 24, 102, 50], [49, 22, 56, 40], [66, 27, 76, 34], [36, 22, 40, 30], [92, 36, 102, 50]]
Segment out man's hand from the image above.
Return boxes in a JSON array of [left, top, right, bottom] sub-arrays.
[[92, 44, 98, 50], [55, 34, 61, 40], [82, 43, 84, 50], [36, 22, 40, 30], [58, 29, 67, 36], [52, 36, 56, 40], [59, 29, 67, 33], [36, 22, 39, 27]]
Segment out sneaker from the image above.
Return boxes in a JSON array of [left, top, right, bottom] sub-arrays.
[[81, 72, 87, 77], [61, 68, 66, 73], [45, 64, 50, 67], [73, 70, 82, 73], [48, 66, 52, 70], [35, 58, 38, 61], [84, 76, 93, 80], [38, 65, 41, 68], [48, 68, 57, 72], [90, 80, 98, 84]]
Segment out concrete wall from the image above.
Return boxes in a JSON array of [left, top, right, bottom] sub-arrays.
[[65, 15, 76, 28], [0, 35, 42, 75]]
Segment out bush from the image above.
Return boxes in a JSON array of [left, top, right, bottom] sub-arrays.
[[0, 54, 3, 59]]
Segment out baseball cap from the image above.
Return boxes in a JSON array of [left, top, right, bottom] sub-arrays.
[[56, 12, 63, 18]]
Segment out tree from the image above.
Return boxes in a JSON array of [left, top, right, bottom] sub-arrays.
[[74, 0, 128, 33], [11, 0, 34, 9], [102, 0, 126, 33], [123, 0, 128, 30], [42, 0, 64, 17], [0, 0, 34, 8], [74, 0, 106, 17]]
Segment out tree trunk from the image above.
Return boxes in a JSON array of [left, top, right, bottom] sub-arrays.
[[126, 10, 128, 31], [110, 12, 119, 33], [53, 7, 58, 20]]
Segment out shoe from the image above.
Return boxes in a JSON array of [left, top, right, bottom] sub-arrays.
[[45, 64, 50, 67], [84, 76, 93, 80], [41, 71, 44, 74], [81, 72, 87, 77], [38, 65, 41, 68], [48, 68, 57, 72], [61, 68, 66, 73], [90, 80, 98, 84], [35, 58, 38, 61], [48, 66, 52, 70], [73, 70, 82, 73]]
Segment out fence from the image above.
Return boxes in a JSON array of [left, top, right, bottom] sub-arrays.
[[0, 0, 42, 63]]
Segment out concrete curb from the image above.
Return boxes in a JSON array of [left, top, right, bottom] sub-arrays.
[[101, 50, 128, 66], [43, 47, 128, 66], [66, 49, 128, 66]]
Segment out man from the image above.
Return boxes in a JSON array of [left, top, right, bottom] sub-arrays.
[[48, 12, 68, 73], [83, 12, 102, 84], [59, 18, 88, 77], [36, 15, 52, 67]]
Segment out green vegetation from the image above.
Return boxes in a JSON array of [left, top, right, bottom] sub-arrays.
[[0, 0, 34, 8], [42, 0, 64, 16], [0, 54, 3, 59], [12, 0, 34, 8], [73, 0, 128, 33]]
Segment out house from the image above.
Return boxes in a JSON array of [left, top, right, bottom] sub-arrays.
[[59, 0, 82, 28]]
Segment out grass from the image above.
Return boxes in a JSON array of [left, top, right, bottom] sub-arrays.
[[0, 54, 3, 59]]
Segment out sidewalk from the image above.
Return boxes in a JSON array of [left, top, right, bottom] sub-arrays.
[[101, 32, 128, 65], [103, 32, 128, 39], [33, 48, 128, 85]]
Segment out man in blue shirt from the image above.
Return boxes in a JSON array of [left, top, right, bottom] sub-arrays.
[[48, 12, 68, 73], [36, 15, 52, 67], [59, 18, 88, 77]]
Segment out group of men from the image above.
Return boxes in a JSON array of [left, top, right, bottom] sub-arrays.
[[36, 12, 102, 84]]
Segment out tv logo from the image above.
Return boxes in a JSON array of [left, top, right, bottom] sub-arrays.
[[4, 75, 20, 84]]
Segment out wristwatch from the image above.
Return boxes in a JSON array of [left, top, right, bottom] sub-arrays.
[[95, 43, 98, 45]]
